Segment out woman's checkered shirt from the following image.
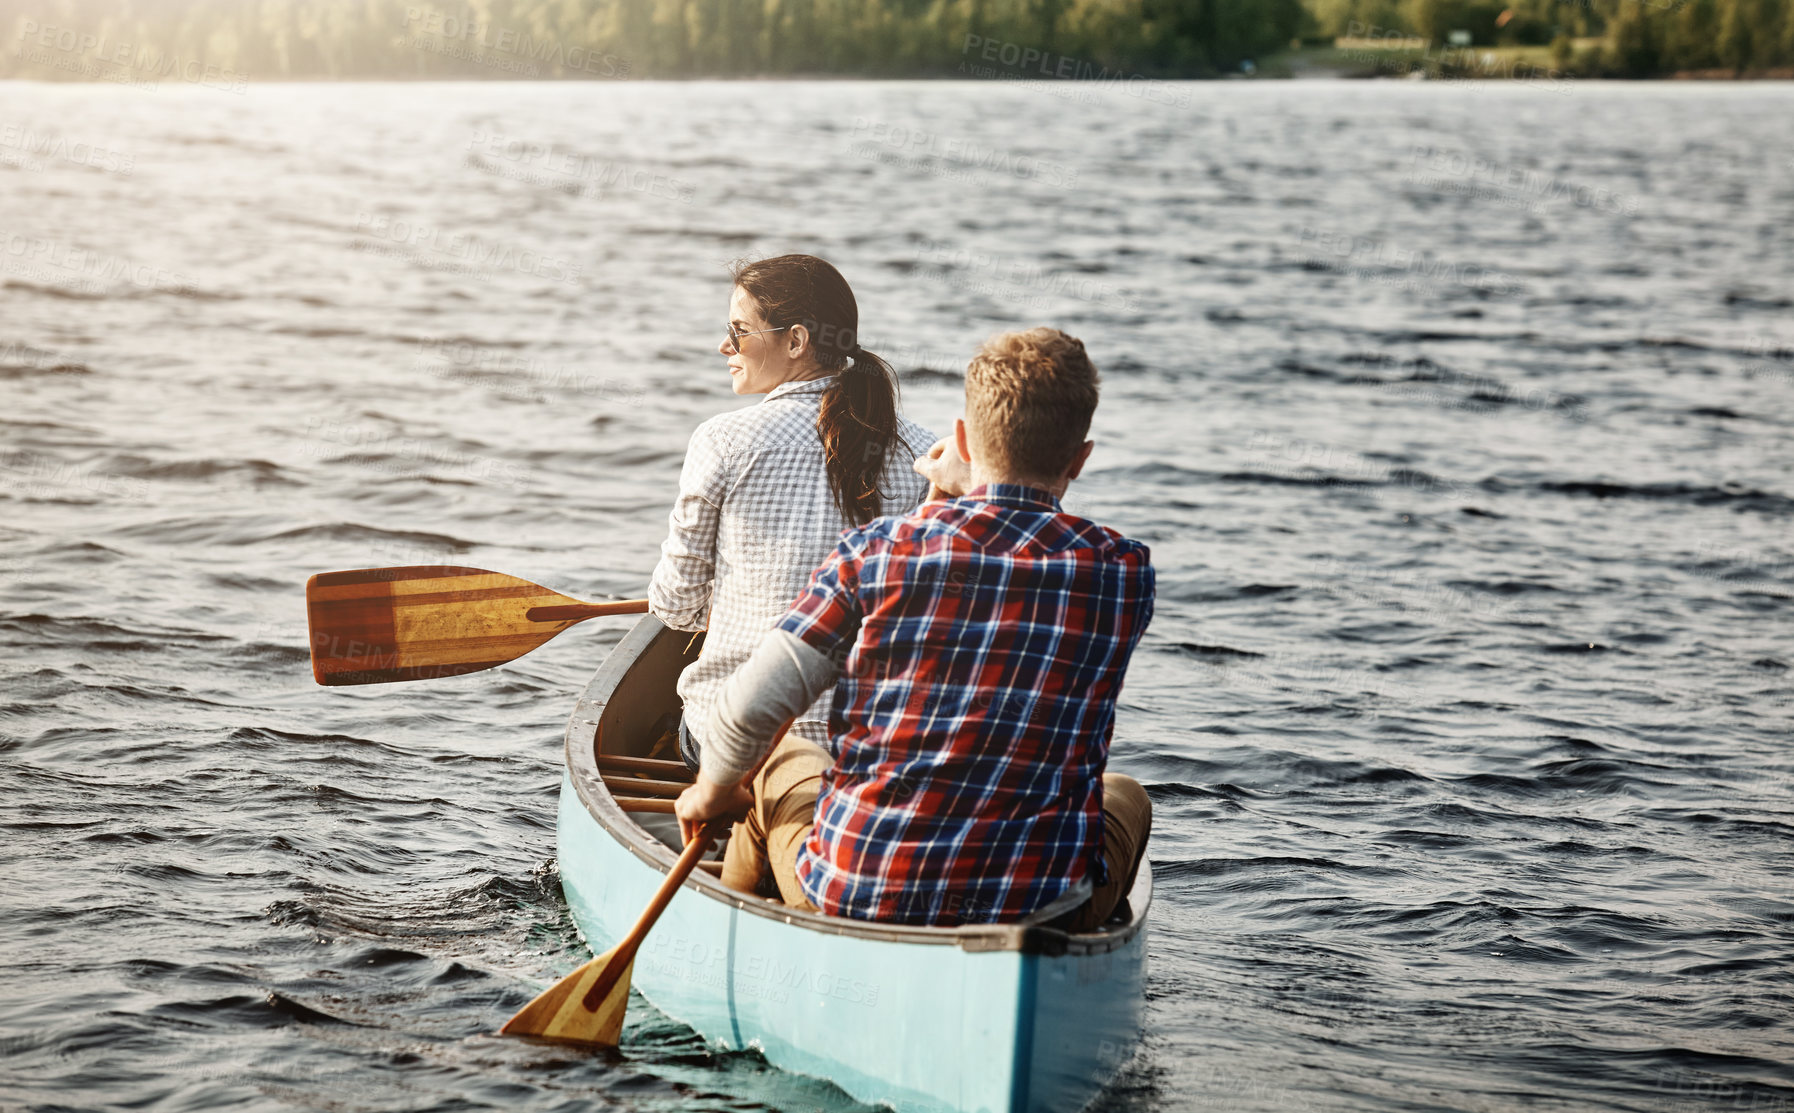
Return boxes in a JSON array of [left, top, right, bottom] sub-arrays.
[[648, 375, 935, 750]]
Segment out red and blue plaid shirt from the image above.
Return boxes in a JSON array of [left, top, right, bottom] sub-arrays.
[[779, 483, 1154, 926]]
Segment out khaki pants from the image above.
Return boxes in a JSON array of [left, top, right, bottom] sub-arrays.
[[721, 732, 1153, 929], [720, 731, 827, 911], [1064, 771, 1152, 931]]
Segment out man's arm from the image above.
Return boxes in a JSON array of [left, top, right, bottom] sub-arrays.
[[675, 533, 867, 836], [701, 630, 840, 783], [673, 630, 840, 836]]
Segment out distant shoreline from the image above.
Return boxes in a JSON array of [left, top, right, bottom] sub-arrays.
[[1, 72, 1790, 84], [5, 3, 1790, 88]]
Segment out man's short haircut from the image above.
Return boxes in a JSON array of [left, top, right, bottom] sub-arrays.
[[964, 328, 1100, 480]]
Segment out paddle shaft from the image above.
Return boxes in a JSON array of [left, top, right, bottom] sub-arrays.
[[497, 720, 792, 1046], [525, 601, 649, 623], [579, 816, 728, 1012], [575, 713, 797, 1014]]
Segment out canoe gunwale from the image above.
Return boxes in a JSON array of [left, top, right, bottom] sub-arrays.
[[564, 615, 1151, 958]]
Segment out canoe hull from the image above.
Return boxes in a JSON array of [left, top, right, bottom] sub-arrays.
[[558, 778, 1145, 1112], [553, 616, 1149, 1113]]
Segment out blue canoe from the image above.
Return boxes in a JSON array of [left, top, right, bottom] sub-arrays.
[[554, 615, 1150, 1113]]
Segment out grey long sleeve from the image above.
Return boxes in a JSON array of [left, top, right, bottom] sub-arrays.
[[698, 629, 841, 784]]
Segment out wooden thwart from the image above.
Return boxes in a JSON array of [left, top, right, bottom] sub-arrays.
[[305, 565, 647, 686], [600, 754, 695, 802], [597, 754, 695, 779], [600, 776, 691, 798]]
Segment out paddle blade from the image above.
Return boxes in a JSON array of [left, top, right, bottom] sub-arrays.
[[305, 565, 647, 686], [499, 821, 726, 1050], [498, 947, 634, 1047]]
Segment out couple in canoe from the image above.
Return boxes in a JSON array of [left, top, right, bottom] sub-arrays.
[[648, 253, 1153, 931]]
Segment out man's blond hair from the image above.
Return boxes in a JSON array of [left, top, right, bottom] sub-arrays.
[[965, 328, 1100, 480]]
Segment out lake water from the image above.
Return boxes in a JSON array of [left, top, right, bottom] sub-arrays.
[[1, 78, 1791, 1112]]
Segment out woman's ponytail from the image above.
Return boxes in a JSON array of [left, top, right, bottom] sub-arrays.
[[819, 346, 900, 525]]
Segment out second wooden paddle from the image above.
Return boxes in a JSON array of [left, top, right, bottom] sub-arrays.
[[305, 565, 647, 686]]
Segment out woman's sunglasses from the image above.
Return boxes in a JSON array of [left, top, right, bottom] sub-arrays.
[[726, 323, 791, 350]]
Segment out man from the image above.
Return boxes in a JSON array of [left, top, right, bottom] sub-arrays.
[[674, 327, 1153, 929]]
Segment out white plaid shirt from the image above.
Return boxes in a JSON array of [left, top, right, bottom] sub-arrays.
[[649, 375, 935, 750]]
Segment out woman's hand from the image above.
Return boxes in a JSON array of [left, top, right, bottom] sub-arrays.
[[674, 774, 754, 845], [915, 436, 972, 501]]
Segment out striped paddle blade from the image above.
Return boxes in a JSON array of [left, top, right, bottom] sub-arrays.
[[305, 565, 647, 686]]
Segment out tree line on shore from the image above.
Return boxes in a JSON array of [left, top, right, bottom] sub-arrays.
[[1317, 0, 1794, 76], [2, 0, 1790, 81]]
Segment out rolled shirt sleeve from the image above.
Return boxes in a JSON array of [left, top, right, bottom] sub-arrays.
[[699, 629, 842, 785], [649, 421, 730, 632]]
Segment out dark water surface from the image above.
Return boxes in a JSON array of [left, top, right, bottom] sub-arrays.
[[1, 79, 1791, 1112]]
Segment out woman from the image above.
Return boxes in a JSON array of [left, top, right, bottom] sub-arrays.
[[649, 255, 934, 768]]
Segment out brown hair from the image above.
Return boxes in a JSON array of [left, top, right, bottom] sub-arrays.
[[730, 254, 900, 526], [964, 328, 1100, 480]]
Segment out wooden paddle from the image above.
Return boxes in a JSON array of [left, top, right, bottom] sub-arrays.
[[499, 816, 728, 1046], [305, 565, 648, 686], [502, 718, 791, 1048]]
